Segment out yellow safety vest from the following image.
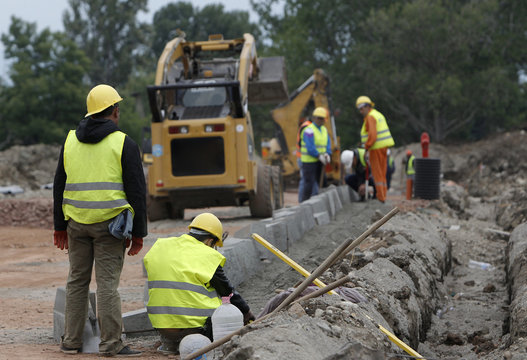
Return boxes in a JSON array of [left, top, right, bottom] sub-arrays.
[[357, 148, 366, 167], [144, 234, 226, 329], [62, 130, 133, 224], [406, 155, 415, 175], [300, 123, 329, 163], [360, 109, 395, 150]]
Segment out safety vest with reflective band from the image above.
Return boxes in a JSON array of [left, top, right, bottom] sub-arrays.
[[406, 155, 415, 175], [357, 148, 367, 167], [300, 123, 328, 163], [62, 130, 133, 224], [360, 109, 395, 150], [144, 234, 226, 328], [295, 120, 312, 158]]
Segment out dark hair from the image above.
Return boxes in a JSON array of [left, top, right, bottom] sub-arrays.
[[188, 230, 218, 246], [92, 104, 118, 119]]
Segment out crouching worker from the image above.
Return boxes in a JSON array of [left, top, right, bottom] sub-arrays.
[[143, 212, 255, 355]]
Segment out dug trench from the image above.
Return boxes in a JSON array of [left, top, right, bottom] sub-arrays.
[[2, 131, 527, 359]]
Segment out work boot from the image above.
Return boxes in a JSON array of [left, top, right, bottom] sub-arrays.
[[60, 343, 81, 354], [101, 345, 142, 357]]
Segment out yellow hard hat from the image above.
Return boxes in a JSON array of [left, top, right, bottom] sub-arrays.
[[189, 212, 224, 247], [85, 84, 123, 117], [356, 96, 374, 109], [312, 107, 328, 119]]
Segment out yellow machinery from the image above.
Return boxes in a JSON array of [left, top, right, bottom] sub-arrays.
[[262, 69, 341, 185], [144, 33, 289, 220]]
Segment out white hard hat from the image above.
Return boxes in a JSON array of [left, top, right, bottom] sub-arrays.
[[341, 150, 354, 171], [179, 334, 212, 358]]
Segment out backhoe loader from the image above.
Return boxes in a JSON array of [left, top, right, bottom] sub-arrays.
[[261, 69, 341, 186], [143, 32, 289, 220]]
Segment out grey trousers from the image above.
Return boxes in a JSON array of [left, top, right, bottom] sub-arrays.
[[62, 219, 126, 355]]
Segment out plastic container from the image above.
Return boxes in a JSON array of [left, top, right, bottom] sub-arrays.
[[211, 297, 243, 341], [468, 259, 494, 271], [179, 334, 212, 359]]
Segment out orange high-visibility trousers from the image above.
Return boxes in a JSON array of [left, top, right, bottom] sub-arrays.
[[406, 178, 413, 200], [369, 148, 387, 202]]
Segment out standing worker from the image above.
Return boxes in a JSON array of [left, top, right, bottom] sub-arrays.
[[296, 117, 318, 202], [356, 96, 395, 203], [341, 148, 375, 201], [53, 84, 147, 357], [405, 149, 415, 200], [386, 149, 395, 190], [300, 107, 332, 202], [143, 213, 255, 355]]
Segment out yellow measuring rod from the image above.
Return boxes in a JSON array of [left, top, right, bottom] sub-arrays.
[[378, 325, 425, 359], [251, 233, 336, 295]]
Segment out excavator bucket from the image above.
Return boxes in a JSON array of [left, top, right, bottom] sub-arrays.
[[248, 57, 289, 104]]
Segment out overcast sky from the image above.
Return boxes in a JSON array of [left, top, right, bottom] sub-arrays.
[[0, 0, 260, 79]]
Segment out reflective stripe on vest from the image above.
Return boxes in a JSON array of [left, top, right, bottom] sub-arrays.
[[62, 130, 133, 224], [300, 123, 328, 163], [144, 234, 225, 329], [406, 155, 415, 175], [360, 109, 395, 149]]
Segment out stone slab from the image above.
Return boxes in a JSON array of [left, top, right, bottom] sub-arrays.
[[220, 237, 261, 288], [264, 220, 288, 252], [314, 211, 331, 226], [122, 308, 154, 338]]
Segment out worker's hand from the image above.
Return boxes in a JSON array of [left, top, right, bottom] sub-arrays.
[[324, 153, 331, 165], [318, 154, 328, 165], [358, 184, 366, 197], [54, 230, 68, 250], [243, 310, 255, 325], [128, 236, 143, 256]]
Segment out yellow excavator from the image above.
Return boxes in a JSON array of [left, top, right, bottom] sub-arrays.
[[262, 69, 341, 186], [143, 32, 289, 220]]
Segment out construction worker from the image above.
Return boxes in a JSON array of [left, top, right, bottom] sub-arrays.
[[341, 148, 375, 201], [296, 117, 318, 202], [53, 84, 147, 356], [356, 96, 395, 203], [143, 213, 255, 355], [405, 149, 415, 200], [300, 107, 332, 202], [386, 149, 396, 190]]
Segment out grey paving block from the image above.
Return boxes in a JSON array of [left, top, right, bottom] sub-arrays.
[[302, 196, 328, 214], [53, 287, 101, 353], [349, 188, 360, 202], [314, 211, 331, 226], [220, 237, 261, 288], [336, 185, 351, 204], [319, 192, 336, 219], [298, 203, 316, 232], [122, 308, 154, 338], [264, 220, 288, 252], [327, 186, 343, 213]]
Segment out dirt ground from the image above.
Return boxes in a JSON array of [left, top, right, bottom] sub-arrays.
[[1, 131, 527, 359]]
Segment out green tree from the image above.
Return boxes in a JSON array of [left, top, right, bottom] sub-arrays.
[[151, 2, 260, 57], [346, 0, 525, 143], [63, 0, 152, 87], [0, 17, 90, 147]]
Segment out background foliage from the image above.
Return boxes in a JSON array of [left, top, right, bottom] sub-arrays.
[[0, 0, 526, 150]]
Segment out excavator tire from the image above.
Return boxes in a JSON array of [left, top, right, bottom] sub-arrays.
[[249, 164, 275, 217], [271, 165, 284, 210], [147, 195, 170, 221]]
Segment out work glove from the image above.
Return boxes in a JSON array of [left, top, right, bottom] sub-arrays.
[[127, 236, 143, 256], [318, 153, 328, 165], [54, 230, 68, 250], [243, 310, 255, 325], [324, 153, 331, 165]]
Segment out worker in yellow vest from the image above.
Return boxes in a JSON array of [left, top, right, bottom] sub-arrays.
[[356, 96, 395, 203], [300, 107, 332, 202], [143, 213, 255, 355], [53, 84, 147, 356], [405, 149, 415, 200]]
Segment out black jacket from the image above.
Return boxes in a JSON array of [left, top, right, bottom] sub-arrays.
[[210, 266, 250, 314], [53, 117, 148, 238]]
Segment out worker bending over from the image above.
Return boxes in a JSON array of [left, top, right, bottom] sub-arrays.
[[300, 107, 332, 202], [143, 213, 255, 355], [356, 96, 395, 203], [341, 149, 375, 201]]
